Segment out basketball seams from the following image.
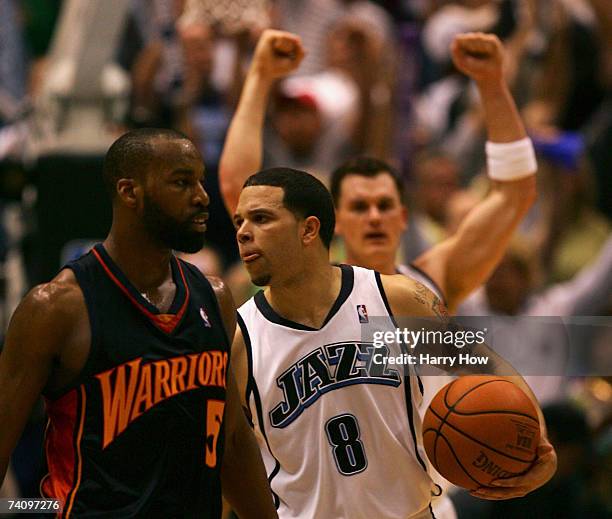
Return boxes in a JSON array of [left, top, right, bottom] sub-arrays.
[[443, 378, 509, 411], [448, 409, 538, 422], [437, 433, 483, 489], [431, 381, 456, 476], [444, 377, 537, 422], [427, 405, 535, 464]]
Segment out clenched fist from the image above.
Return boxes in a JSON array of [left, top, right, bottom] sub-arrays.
[[251, 30, 305, 80], [451, 32, 504, 85]]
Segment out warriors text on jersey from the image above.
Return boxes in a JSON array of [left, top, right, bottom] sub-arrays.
[[238, 265, 437, 519], [40, 244, 230, 518]]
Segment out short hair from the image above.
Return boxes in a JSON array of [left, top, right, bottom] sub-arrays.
[[243, 167, 335, 249], [330, 156, 405, 206], [103, 128, 191, 200]]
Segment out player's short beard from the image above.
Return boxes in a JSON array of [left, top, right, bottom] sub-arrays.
[[142, 192, 205, 253]]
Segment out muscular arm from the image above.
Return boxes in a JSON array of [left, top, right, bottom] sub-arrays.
[[414, 33, 536, 313], [219, 30, 304, 215], [380, 274, 556, 498], [0, 275, 84, 486], [212, 276, 251, 415], [221, 366, 277, 518], [211, 279, 273, 516]]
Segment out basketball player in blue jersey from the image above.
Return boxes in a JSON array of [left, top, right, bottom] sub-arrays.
[[0, 129, 277, 518], [231, 167, 556, 518]]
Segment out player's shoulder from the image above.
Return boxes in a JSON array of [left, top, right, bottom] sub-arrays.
[[7, 269, 85, 357], [205, 275, 238, 342], [379, 272, 443, 318], [178, 258, 234, 308], [205, 275, 234, 310], [23, 269, 85, 319]]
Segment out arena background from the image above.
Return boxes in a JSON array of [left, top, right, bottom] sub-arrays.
[[0, 0, 610, 517]]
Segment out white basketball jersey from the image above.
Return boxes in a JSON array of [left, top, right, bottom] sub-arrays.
[[238, 265, 436, 519]]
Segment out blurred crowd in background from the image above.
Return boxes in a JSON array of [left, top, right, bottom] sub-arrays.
[[0, 0, 610, 517]]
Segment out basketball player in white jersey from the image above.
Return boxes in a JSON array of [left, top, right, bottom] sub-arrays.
[[230, 166, 556, 518]]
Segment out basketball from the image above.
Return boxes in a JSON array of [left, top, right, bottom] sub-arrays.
[[422, 376, 540, 490]]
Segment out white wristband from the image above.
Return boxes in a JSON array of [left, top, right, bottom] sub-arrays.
[[486, 137, 537, 181]]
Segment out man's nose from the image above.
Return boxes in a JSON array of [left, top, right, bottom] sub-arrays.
[[236, 222, 252, 244], [367, 206, 382, 223], [194, 182, 210, 207]]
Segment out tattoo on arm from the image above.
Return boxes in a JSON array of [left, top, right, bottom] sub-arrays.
[[412, 281, 429, 306], [431, 295, 450, 323], [412, 280, 449, 322]]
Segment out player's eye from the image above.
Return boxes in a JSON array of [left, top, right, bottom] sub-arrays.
[[378, 200, 393, 212], [351, 202, 368, 213]]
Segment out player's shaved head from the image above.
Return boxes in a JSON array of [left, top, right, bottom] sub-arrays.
[[103, 128, 192, 201]]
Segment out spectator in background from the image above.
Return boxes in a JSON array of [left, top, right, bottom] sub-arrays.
[[324, 11, 396, 160], [522, 0, 606, 134], [0, 0, 28, 125], [271, 0, 344, 75], [457, 234, 612, 402], [533, 133, 610, 283], [265, 0, 399, 176], [264, 72, 359, 180], [176, 20, 230, 164], [403, 150, 461, 259], [178, 0, 272, 105]]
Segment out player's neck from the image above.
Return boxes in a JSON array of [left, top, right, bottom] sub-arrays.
[[103, 227, 173, 291], [345, 252, 396, 275], [266, 262, 341, 329]]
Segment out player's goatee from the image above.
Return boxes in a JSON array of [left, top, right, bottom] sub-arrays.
[[142, 193, 206, 253]]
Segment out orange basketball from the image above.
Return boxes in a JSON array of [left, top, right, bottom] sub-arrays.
[[422, 376, 540, 490]]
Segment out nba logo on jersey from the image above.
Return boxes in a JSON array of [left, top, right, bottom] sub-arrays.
[[200, 307, 211, 327], [356, 304, 369, 323]]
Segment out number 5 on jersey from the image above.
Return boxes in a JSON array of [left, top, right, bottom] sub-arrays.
[[206, 400, 225, 467], [325, 414, 368, 475]]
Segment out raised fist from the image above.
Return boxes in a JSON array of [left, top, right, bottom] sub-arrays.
[[251, 29, 305, 80], [451, 32, 504, 84]]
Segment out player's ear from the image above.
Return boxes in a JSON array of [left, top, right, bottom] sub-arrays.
[[116, 178, 140, 208], [302, 216, 321, 246]]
